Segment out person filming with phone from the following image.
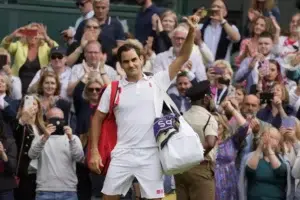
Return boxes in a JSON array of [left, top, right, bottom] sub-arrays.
[[235, 32, 280, 93], [199, 0, 240, 62], [28, 107, 84, 200], [1, 23, 58, 95], [14, 95, 46, 200]]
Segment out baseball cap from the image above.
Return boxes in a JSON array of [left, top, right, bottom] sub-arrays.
[[50, 46, 66, 56], [186, 80, 211, 102]]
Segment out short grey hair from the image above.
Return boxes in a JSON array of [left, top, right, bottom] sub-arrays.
[[169, 25, 188, 38]]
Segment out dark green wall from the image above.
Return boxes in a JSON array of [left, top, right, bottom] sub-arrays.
[[0, 1, 140, 45]]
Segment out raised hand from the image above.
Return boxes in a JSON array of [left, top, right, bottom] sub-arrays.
[[248, 8, 261, 22], [210, 8, 224, 22], [183, 15, 200, 30], [64, 126, 73, 140], [151, 14, 160, 31]]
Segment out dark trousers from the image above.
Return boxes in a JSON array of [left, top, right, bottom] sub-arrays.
[[0, 190, 14, 200], [76, 163, 92, 200], [14, 174, 36, 200]]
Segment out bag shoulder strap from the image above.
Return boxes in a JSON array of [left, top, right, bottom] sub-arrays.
[[108, 81, 120, 116], [203, 114, 211, 133], [15, 126, 26, 176]]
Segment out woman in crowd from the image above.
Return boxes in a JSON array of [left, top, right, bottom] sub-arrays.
[[14, 95, 46, 200], [1, 23, 57, 95], [256, 59, 285, 93], [277, 13, 300, 57], [66, 18, 101, 66], [257, 83, 292, 129], [0, 73, 19, 135], [245, 0, 280, 37], [0, 48, 22, 100], [214, 101, 249, 200], [73, 69, 110, 200], [239, 127, 293, 200], [207, 60, 235, 108], [281, 13, 300, 82], [151, 9, 177, 54], [235, 16, 272, 66], [0, 111, 17, 200], [36, 71, 70, 123]]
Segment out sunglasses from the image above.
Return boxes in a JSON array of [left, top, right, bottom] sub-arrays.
[[76, 1, 87, 7], [88, 87, 101, 93], [51, 54, 64, 60], [86, 25, 100, 29]]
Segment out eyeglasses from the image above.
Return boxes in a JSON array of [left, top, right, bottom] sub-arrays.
[[88, 87, 101, 93], [51, 55, 64, 60], [86, 25, 100, 29], [76, 0, 88, 7]]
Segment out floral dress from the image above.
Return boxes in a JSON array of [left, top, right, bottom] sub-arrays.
[[215, 124, 249, 200]]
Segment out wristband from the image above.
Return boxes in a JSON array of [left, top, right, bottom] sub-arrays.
[[101, 72, 107, 76], [221, 19, 227, 26]]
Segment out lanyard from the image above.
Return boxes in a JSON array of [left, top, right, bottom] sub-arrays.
[[214, 87, 227, 106]]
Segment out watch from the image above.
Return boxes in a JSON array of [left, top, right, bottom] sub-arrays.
[[221, 19, 227, 26]]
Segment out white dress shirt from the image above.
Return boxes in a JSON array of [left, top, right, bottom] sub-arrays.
[[152, 46, 208, 81], [0, 93, 6, 109], [200, 22, 240, 62]]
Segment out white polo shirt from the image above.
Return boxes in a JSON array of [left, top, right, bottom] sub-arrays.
[[97, 71, 171, 149]]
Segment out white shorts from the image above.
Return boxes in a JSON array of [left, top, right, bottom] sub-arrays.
[[102, 147, 164, 199]]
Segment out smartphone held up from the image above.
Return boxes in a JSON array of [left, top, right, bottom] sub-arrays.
[[0, 55, 7, 70]]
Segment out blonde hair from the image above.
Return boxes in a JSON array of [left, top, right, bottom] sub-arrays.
[[251, 0, 275, 11], [213, 113, 230, 141], [0, 74, 12, 97], [260, 126, 283, 153], [16, 95, 47, 135], [213, 59, 233, 76], [82, 74, 104, 101], [160, 10, 178, 27]]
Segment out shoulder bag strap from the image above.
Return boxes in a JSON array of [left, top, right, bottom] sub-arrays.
[[15, 126, 26, 176], [203, 115, 211, 133], [107, 81, 120, 118]]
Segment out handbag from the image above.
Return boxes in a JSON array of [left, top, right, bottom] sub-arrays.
[[87, 81, 120, 175], [152, 81, 204, 175]]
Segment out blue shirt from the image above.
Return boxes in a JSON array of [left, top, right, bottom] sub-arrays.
[[135, 4, 161, 44]]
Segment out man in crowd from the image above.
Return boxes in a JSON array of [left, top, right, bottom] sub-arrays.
[[153, 25, 207, 81], [89, 15, 199, 200], [67, 41, 117, 96], [169, 72, 195, 113], [235, 32, 278, 93], [200, 0, 240, 62], [61, 0, 94, 44], [28, 107, 84, 200], [28, 46, 71, 100], [75, 0, 126, 67], [135, 0, 161, 44]]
